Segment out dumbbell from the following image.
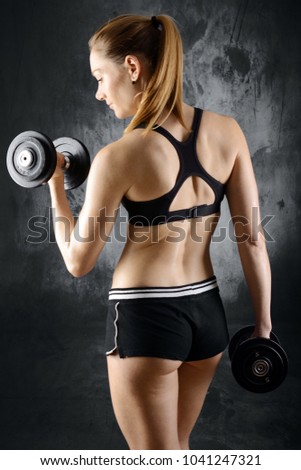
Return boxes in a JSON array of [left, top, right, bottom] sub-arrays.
[[228, 325, 288, 393], [6, 130, 90, 190]]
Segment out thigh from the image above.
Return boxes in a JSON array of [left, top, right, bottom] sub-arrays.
[[107, 353, 182, 450], [178, 353, 223, 449]]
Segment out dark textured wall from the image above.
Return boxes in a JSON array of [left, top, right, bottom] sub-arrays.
[[0, 0, 300, 450]]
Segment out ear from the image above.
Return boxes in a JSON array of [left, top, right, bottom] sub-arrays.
[[124, 55, 141, 82]]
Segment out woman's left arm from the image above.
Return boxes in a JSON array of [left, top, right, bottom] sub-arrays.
[[48, 143, 131, 277]]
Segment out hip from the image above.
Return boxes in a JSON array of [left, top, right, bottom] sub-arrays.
[[106, 276, 229, 361]]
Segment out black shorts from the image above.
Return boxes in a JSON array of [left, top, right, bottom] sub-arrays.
[[105, 276, 229, 361]]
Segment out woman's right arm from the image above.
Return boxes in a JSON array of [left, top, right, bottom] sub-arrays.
[[225, 118, 272, 338]]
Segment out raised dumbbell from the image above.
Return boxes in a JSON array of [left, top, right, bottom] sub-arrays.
[[228, 325, 288, 393], [6, 131, 90, 190]]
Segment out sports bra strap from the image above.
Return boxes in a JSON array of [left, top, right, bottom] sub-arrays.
[[123, 107, 225, 226], [135, 108, 202, 145]]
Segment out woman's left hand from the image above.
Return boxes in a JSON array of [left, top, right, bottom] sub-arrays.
[[251, 324, 272, 339]]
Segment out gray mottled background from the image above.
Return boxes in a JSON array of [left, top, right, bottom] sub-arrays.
[[0, 0, 300, 450]]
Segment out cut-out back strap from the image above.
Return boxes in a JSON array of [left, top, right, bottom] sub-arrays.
[[122, 107, 225, 226]]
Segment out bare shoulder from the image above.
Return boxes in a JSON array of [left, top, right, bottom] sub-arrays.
[[196, 109, 249, 184], [90, 129, 150, 191], [94, 129, 148, 162], [202, 109, 246, 153]]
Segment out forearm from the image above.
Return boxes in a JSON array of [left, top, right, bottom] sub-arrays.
[[48, 176, 75, 268], [237, 239, 272, 333]]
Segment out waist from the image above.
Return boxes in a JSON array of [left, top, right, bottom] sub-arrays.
[[108, 276, 218, 301]]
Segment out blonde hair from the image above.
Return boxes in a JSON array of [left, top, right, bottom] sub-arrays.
[[88, 14, 190, 135]]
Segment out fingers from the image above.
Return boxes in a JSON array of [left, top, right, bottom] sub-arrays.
[[56, 152, 66, 169], [251, 326, 271, 339]]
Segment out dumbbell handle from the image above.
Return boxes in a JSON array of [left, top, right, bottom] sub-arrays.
[[56, 151, 71, 171]]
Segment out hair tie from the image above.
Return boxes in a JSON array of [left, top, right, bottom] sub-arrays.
[[151, 16, 161, 30]]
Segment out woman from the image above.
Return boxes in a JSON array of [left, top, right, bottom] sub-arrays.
[[48, 14, 272, 450]]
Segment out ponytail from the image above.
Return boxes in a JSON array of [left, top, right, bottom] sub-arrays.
[[89, 14, 190, 135]]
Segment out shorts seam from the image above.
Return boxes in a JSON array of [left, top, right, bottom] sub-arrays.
[[105, 301, 119, 355]]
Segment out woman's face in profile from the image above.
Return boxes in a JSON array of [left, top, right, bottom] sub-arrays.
[[90, 48, 139, 119]]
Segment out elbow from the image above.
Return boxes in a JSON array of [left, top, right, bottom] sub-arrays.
[[238, 233, 267, 251], [64, 246, 102, 278], [66, 261, 94, 278], [249, 229, 267, 249], [237, 228, 267, 249]]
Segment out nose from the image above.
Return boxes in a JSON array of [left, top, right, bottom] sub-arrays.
[[95, 90, 104, 101], [95, 87, 105, 102]]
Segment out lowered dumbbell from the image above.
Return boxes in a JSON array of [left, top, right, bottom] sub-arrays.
[[6, 130, 90, 190], [228, 325, 288, 393]]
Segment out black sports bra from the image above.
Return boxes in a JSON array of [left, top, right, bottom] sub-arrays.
[[122, 107, 225, 226]]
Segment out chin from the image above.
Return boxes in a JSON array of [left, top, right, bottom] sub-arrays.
[[114, 110, 123, 119], [114, 108, 134, 120]]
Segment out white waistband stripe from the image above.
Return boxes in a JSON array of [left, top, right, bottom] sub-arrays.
[[109, 278, 218, 300]]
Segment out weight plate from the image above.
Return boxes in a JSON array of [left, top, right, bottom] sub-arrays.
[[228, 325, 279, 361], [231, 338, 288, 393], [13, 139, 45, 181], [53, 137, 90, 190], [7, 131, 56, 188]]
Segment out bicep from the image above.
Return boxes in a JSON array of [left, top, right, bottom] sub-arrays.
[[225, 121, 263, 244], [68, 146, 129, 274]]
